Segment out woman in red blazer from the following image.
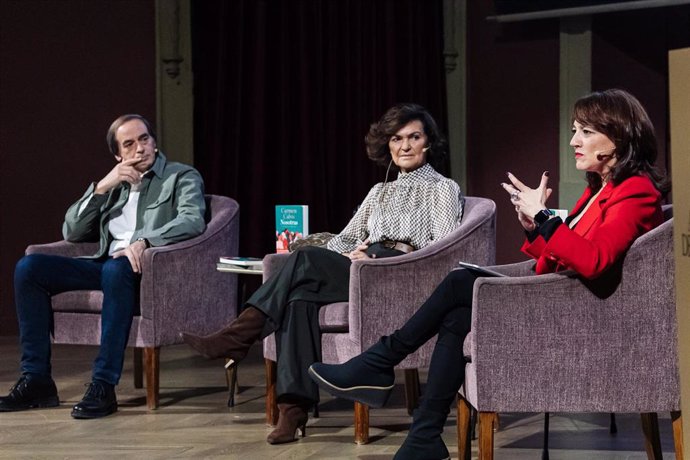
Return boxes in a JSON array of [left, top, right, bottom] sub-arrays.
[[309, 89, 670, 460]]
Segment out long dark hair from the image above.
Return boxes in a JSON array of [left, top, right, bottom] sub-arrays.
[[365, 103, 448, 171], [572, 89, 669, 194]]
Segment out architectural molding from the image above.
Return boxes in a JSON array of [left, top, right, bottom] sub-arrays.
[[443, 0, 467, 189], [558, 15, 591, 210], [155, 0, 194, 165]]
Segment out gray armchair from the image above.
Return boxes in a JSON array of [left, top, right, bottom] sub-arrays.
[[457, 207, 681, 460], [262, 196, 497, 443], [25, 195, 240, 409]]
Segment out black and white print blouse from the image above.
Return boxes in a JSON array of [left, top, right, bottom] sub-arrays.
[[327, 163, 464, 254]]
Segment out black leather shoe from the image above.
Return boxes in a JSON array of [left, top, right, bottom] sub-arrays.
[[0, 374, 59, 412], [71, 381, 117, 419]]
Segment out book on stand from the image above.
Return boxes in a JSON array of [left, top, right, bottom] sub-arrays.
[[217, 257, 263, 273], [219, 257, 263, 268], [275, 205, 309, 253]]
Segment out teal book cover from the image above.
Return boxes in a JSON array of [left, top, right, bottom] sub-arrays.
[[275, 205, 309, 253]]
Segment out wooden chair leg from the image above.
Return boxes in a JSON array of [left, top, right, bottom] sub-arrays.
[[640, 412, 662, 460], [225, 359, 239, 407], [144, 347, 160, 410], [404, 368, 421, 416], [478, 411, 495, 460], [133, 347, 143, 389], [457, 396, 473, 460], [672, 411, 684, 460], [354, 401, 370, 444], [265, 359, 278, 426]]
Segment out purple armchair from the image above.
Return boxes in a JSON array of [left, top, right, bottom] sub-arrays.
[[457, 207, 681, 460], [262, 196, 497, 443], [25, 195, 240, 409]]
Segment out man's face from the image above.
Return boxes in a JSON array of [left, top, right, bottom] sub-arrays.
[[115, 119, 157, 173]]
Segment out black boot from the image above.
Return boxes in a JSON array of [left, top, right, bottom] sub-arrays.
[[308, 336, 409, 408], [0, 374, 59, 412], [181, 306, 267, 364], [394, 409, 451, 460], [394, 321, 468, 460]]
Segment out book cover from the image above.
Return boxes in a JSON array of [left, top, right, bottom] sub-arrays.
[[275, 205, 309, 253]]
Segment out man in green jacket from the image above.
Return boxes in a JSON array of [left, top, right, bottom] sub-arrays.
[[0, 114, 206, 419]]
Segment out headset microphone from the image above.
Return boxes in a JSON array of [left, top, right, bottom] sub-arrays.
[[595, 148, 615, 162]]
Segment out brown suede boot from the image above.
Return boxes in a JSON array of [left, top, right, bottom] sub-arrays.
[[180, 306, 267, 363], [266, 402, 309, 444]]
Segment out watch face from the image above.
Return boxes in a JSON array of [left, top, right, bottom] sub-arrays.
[[534, 209, 551, 226]]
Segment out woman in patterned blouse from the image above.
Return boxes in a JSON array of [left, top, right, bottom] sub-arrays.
[[181, 103, 464, 444]]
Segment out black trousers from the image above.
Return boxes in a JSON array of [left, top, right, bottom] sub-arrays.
[[392, 268, 478, 415], [246, 246, 351, 403]]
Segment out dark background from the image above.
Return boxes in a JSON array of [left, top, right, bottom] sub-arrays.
[[1, 0, 688, 335]]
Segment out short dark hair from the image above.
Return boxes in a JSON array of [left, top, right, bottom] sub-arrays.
[[106, 114, 157, 155], [365, 103, 448, 171], [573, 89, 669, 194]]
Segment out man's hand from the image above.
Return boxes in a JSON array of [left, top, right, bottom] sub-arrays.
[[95, 158, 143, 195], [113, 239, 147, 273]]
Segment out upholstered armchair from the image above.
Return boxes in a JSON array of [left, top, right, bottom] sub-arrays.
[[263, 196, 497, 443], [457, 208, 681, 460], [25, 195, 240, 409]]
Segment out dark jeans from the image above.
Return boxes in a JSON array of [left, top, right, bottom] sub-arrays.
[[14, 254, 140, 385]]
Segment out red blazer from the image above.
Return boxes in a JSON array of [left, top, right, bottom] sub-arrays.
[[521, 175, 663, 279]]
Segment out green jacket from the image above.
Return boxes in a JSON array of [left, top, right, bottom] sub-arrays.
[[63, 152, 206, 259]]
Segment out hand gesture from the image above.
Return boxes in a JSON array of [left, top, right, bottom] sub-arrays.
[[113, 239, 147, 273], [501, 171, 552, 231], [95, 158, 143, 195]]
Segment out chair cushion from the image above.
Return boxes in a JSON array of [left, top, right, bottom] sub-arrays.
[[52, 291, 104, 313]]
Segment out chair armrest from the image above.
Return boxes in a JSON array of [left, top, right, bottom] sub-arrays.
[[469, 272, 679, 412], [346, 208, 496, 350], [262, 253, 291, 283], [26, 240, 99, 258], [138, 202, 240, 346]]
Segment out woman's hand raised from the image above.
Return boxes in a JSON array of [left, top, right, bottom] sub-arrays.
[[501, 171, 552, 232]]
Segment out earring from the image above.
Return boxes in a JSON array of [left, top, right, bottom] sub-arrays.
[[154, 148, 159, 153]]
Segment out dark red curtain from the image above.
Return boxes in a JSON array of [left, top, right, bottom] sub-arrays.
[[192, 0, 448, 259]]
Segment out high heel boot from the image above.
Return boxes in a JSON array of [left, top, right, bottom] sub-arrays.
[[181, 306, 267, 364], [266, 402, 309, 444], [308, 335, 409, 408]]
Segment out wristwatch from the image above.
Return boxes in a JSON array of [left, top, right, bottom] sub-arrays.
[[136, 237, 150, 248], [533, 209, 555, 227]]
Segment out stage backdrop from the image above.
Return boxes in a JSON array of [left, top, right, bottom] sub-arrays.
[[191, 0, 449, 261]]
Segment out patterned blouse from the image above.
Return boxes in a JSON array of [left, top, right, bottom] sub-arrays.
[[327, 163, 464, 254]]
